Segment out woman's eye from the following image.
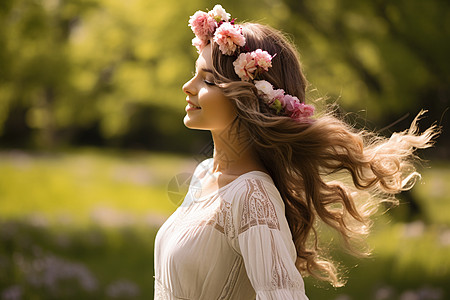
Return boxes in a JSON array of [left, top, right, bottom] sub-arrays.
[[204, 80, 215, 86]]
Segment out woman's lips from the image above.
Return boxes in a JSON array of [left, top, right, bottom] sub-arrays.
[[186, 101, 201, 111]]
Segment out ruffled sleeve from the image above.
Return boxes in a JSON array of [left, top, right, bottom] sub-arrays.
[[232, 177, 308, 300]]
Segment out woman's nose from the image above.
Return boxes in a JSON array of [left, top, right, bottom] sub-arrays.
[[182, 78, 197, 96]]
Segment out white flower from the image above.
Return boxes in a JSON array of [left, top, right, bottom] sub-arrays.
[[254, 80, 274, 99], [209, 5, 231, 22]]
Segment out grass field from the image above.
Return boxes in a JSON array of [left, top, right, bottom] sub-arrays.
[[0, 148, 449, 299]]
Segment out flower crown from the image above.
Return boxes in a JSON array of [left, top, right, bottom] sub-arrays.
[[189, 5, 314, 123]]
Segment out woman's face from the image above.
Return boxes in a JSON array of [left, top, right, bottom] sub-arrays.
[[182, 44, 237, 131]]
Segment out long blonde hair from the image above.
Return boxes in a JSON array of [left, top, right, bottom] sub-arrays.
[[209, 23, 438, 286]]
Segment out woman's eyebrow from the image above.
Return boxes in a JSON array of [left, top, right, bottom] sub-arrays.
[[194, 60, 213, 74]]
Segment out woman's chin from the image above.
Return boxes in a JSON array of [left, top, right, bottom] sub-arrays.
[[183, 115, 193, 128], [183, 116, 204, 130]]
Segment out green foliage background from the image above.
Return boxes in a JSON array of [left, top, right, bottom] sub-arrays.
[[0, 0, 449, 299], [0, 0, 448, 153]]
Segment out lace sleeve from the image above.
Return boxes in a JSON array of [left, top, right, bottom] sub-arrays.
[[236, 178, 308, 300]]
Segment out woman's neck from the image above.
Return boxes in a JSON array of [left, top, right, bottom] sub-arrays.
[[210, 126, 264, 176]]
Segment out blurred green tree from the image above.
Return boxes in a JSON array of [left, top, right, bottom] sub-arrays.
[[0, 0, 448, 155], [275, 0, 449, 130]]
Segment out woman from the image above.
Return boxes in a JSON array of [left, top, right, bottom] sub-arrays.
[[154, 5, 437, 300]]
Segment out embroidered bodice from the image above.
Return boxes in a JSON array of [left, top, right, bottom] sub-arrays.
[[154, 159, 308, 300]]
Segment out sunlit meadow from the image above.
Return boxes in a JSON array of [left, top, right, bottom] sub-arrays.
[[0, 149, 449, 299]]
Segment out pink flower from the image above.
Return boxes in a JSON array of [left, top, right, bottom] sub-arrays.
[[233, 53, 257, 81], [288, 101, 315, 121], [251, 49, 272, 71], [283, 94, 300, 113], [271, 89, 285, 103], [254, 79, 314, 121], [284, 95, 301, 119], [213, 23, 245, 55], [233, 49, 273, 80], [192, 37, 208, 52], [189, 11, 217, 42], [300, 103, 315, 117], [208, 5, 230, 22]]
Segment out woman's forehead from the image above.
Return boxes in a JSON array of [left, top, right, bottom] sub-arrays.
[[196, 45, 212, 69]]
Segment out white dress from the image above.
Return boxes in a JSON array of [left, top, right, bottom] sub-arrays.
[[154, 159, 308, 300]]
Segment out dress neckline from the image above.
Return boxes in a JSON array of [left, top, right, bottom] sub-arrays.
[[191, 169, 271, 202]]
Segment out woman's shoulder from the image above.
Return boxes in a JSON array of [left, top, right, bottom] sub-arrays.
[[225, 171, 286, 234], [226, 171, 283, 206], [236, 171, 274, 188], [192, 158, 214, 177]]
